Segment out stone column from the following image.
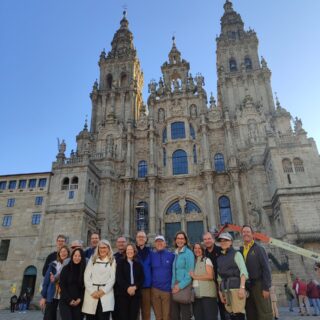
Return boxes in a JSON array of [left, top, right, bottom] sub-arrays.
[[101, 94, 107, 119], [200, 114, 211, 170], [230, 171, 245, 226], [110, 92, 116, 115], [148, 119, 156, 175], [148, 177, 156, 237], [121, 93, 126, 122], [123, 179, 132, 238], [125, 121, 133, 177], [204, 172, 217, 229]]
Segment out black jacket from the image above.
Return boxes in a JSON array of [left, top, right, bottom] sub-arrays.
[[240, 242, 271, 291], [42, 251, 57, 277], [59, 264, 85, 303], [115, 258, 144, 296]]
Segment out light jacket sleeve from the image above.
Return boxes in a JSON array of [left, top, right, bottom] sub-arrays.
[[178, 249, 195, 290], [101, 261, 116, 294], [84, 258, 95, 295]]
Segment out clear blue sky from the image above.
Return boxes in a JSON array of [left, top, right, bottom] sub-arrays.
[[1, 0, 319, 175]]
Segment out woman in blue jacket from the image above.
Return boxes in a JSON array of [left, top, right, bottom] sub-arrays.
[[40, 245, 70, 320], [171, 231, 195, 320]]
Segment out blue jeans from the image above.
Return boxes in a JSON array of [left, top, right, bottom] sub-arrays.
[[19, 303, 27, 311], [288, 299, 294, 311], [310, 298, 320, 315]]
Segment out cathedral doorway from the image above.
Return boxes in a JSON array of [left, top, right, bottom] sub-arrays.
[[164, 198, 205, 246], [20, 266, 37, 300]]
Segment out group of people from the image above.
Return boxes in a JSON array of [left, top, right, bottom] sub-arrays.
[[289, 276, 320, 316], [39, 225, 276, 320]]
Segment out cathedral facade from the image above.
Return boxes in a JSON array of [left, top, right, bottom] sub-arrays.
[[1, 1, 320, 307]]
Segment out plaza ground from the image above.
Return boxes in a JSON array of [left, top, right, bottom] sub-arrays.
[[1, 307, 319, 320]]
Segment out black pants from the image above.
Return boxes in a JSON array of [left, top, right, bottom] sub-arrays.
[[59, 299, 82, 320], [193, 297, 218, 320], [229, 313, 245, 320], [218, 298, 228, 320], [171, 300, 192, 320], [44, 299, 59, 320], [10, 303, 16, 312], [86, 299, 110, 320], [116, 294, 140, 320]]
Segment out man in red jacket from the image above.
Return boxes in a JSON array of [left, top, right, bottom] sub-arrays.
[[307, 279, 320, 316], [292, 277, 311, 316]]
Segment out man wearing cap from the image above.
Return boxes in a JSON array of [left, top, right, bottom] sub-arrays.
[[203, 231, 226, 320], [240, 225, 273, 320], [151, 235, 175, 320]]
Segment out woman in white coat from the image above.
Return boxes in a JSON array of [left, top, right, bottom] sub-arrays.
[[82, 239, 116, 320]]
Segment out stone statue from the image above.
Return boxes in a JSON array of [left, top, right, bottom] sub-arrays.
[[106, 135, 114, 158], [294, 117, 303, 132], [109, 212, 121, 236], [248, 120, 259, 143], [248, 201, 262, 228], [190, 105, 197, 118], [158, 108, 165, 123], [57, 138, 66, 154]]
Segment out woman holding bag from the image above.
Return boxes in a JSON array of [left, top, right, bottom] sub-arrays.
[[171, 231, 195, 320]]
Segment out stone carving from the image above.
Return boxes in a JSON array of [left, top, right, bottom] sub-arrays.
[[190, 105, 197, 118], [158, 108, 165, 123], [248, 119, 259, 143], [106, 135, 114, 158], [247, 201, 262, 229], [214, 175, 231, 193], [57, 138, 66, 154], [109, 212, 122, 236], [294, 117, 303, 133]]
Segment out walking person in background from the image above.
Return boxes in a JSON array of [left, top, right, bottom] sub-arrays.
[[115, 243, 144, 320], [151, 235, 175, 320], [269, 286, 279, 320], [82, 240, 116, 320], [42, 235, 67, 277], [293, 277, 311, 316], [203, 231, 226, 320], [307, 279, 320, 316], [59, 248, 86, 320], [240, 225, 273, 320], [171, 231, 195, 320], [10, 294, 18, 313], [217, 233, 248, 320], [18, 293, 28, 313], [284, 284, 294, 312], [85, 232, 100, 259], [40, 245, 70, 320], [136, 231, 152, 320], [190, 242, 218, 320]]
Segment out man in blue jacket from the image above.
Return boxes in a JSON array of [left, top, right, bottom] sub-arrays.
[[136, 231, 152, 320], [151, 235, 175, 320]]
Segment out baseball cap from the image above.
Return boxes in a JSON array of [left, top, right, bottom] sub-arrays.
[[217, 232, 233, 241], [155, 235, 165, 241]]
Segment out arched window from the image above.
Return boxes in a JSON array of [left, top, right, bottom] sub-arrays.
[[193, 145, 197, 164], [185, 200, 201, 214], [172, 149, 188, 175], [190, 124, 196, 140], [138, 160, 148, 178], [87, 179, 91, 193], [229, 58, 237, 72], [171, 122, 186, 139], [21, 266, 37, 296], [245, 57, 252, 70], [61, 177, 69, 190], [214, 153, 225, 172], [162, 127, 167, 143], [94, 185, 98, 198], [90, 182, 94, 195], [106, 74, 113, 89], [219, 196, 233, 224], [120, 73, 127, 87], [282, 158, 293, 173], [136, 201, 149, 232], [166, 200, 182, 214], [70, 176, 78, 190], [293, 158, 304, 173], [163, 148, 166, 167]]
